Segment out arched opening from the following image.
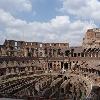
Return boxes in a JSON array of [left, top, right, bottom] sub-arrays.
[[74, 53, 77, 57], [61, 62, 63, 69], [64, 76, 67, 80], [48, 63, 52, 69], [64, 63, 68, 69], [28, 52, 31, 57], [49, 63, 52, 69]]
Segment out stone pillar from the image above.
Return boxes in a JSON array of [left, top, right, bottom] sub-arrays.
[[10, 68, 13, 74], [6, 68, 9, 75], [16, 68, 19, 73]]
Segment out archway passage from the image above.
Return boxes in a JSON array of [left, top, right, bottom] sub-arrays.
[[61, 62, 63, 69], [49, 63, 52, 68], [64, 63, 68, 69], [48, 63, 52, 69], [28, 52, 32, 57]]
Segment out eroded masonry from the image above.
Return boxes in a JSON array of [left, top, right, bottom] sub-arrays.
[[0, 28, 100, 100]]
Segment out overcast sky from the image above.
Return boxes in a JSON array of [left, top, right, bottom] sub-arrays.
[[0, 0, 99, 46]]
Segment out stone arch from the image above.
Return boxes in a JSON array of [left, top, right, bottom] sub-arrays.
[[60, 75, 92, 99]]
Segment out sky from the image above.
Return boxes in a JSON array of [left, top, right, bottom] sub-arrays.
[[0, 0, 99, 46]]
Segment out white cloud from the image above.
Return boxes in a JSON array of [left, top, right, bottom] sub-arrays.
[[0, 31, 7, 44], [60, 0, 100, 22], [0, 0, 32, 13], [0, 9, 96, 46]]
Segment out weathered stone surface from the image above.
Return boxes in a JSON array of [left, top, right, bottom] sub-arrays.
[[0, 28, 100, 99]]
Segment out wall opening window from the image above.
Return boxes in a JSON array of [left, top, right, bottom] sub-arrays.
[[61, 88, 64, 93], [61, 62, 63, 69], [40, 44, 42, 47], [78, 53, 80, 56], [64, 63, 68, 69], [15, 42, 17, 46], [54, 44, 56, 46], [81, 53, 84, 57], [74, 53, 77, 57]]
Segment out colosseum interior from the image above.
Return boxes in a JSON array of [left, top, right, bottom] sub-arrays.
[[0, 28, 100, 100]]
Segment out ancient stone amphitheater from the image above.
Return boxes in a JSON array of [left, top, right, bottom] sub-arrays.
[[0, 28, 100, 100]]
